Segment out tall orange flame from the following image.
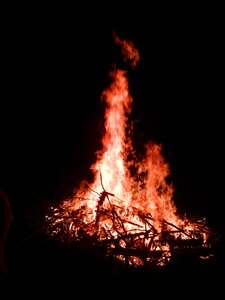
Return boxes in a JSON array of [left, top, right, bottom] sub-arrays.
[[46, 33, 211, 266], [73, 34, 177, 227]]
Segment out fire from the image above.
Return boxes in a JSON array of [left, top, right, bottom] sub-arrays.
[[46, 33, 212, 267]]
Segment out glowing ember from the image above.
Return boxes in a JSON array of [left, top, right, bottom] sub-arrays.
[[46, 32, 213, 267]]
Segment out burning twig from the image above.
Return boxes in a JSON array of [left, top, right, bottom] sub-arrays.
[[95, 172, 115, 228]]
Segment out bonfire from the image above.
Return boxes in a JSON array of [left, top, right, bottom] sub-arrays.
[[46, 32, 215, 268]]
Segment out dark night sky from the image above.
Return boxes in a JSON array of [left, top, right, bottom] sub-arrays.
[[1, 7, 224, 237]]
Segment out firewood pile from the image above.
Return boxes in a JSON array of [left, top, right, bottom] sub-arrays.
[[46, 186, 216, 268]]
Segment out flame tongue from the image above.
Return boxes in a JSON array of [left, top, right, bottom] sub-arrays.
[[77, 34, 176, 227], [91, 69, 133, 201], [46, 33, 212, 267]]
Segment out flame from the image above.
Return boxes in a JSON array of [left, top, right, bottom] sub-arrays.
[[46, 33, 212, 267], [113, 31, 140, 68]]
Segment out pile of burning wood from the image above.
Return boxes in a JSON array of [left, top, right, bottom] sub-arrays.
[[45, 32, 218, 269], [46, 185, 213, 268]]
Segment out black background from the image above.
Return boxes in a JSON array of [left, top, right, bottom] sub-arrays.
[[1, 4, 224, 295]]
